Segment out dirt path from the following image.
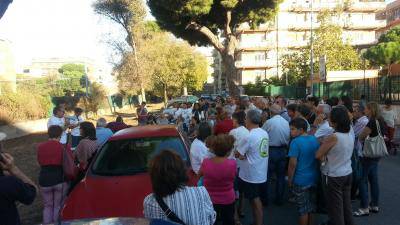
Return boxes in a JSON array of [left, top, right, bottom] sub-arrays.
[[3, 104, 163, 224]]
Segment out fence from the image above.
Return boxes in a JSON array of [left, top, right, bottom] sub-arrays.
[[313, 75, 400, 103]]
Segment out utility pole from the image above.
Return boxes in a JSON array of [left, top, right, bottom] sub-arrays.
[[310, 0, 314, 96], [85, 65, 89, 97]]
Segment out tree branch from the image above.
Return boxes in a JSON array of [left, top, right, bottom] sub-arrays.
[[186, 22, 225, 53], [226, 10, 232, 36]]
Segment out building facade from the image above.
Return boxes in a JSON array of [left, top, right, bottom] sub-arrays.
[[376, 0, 400, 38], [235, 0, 386, 85]]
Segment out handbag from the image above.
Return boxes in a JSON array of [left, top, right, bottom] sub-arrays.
[[362, 120, 389, 158], [155, 195, 185, 225], [62, 146, 78, 181]]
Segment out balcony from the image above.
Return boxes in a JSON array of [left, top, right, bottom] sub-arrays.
[[346, 1, 386, 12], [344, 20, 386, 30], [238, 41, 275, 51], [235, 60, 275, 69]]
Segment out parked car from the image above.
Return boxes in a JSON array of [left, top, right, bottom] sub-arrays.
[[167, 95, 199, 105], [61, 217, 179, 225], [61, 125, 197, 221]]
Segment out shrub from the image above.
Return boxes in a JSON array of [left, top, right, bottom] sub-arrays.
[[0, 91, 52, 125]]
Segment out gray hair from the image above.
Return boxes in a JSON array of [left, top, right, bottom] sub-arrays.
[[246, 109, 262, 125], [318, 104, 331, 117], [96, 118, 108, 128], [269, 104, 282, 115]]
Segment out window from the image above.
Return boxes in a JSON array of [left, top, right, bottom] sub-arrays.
[[92, 137, 189, 176], [255, 53, 266, 61], [254, 70, 266, 78]]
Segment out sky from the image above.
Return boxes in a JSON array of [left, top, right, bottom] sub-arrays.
[[0, 0, 393, 73], [0, 0, 128, 72]]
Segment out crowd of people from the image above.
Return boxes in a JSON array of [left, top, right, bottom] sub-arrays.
[[143, 95, 398, 225], [0, 94, 397, 225], [0, 101, 138, 225]]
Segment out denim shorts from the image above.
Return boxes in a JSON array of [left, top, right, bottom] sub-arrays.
[[291, 185, 316, 216]]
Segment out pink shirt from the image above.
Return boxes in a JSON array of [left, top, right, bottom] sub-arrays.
[[200, 158, 237, 205]]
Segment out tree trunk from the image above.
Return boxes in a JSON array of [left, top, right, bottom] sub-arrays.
[[163, 84, 168, 107], [140, 86, 146, 103], [183, 86, 188, 96], [221, 50, 240, 96]]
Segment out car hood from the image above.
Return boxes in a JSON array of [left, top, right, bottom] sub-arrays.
[[61, 173, 152, 221]]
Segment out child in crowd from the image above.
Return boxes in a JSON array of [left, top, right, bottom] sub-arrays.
[[288, 118, 320, 225], [198, 134, 237, 225]]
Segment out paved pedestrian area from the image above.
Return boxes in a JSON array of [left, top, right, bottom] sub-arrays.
[[240, 154, 400, 225]]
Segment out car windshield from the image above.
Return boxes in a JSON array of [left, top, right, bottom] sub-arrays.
[[92, 136, 189, 176]]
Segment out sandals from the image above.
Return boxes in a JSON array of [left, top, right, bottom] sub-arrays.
[[353, 208, 370, 217]]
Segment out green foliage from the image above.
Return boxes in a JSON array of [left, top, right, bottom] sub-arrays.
[[280, 49, 310, 85], [243, 77, 267, 96], [148, 0, 280, 46], [378, 27, 400, 43], [0, 90, 52, 125], [313, 10, 361, 71], [364, 42, 400, 68], [57, 64, 87, 95], [80, 82, 108, 115], [365, 27, 400, 75]]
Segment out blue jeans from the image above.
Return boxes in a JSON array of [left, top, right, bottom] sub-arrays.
[[266, 147, 287, 204], [359, 158, 379, 208]]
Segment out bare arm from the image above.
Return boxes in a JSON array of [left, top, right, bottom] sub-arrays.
[[287, 157, 297, 187], [1, 153, 38, 192], [358, 127, 371, 141], [315, 134, 337, 160]]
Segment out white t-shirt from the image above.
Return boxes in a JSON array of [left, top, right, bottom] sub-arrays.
[[381, 108, 397, 128], [69, 115, 84, 136], [238, 128, 269, 184], [190, 138, 213, 174], [314, 120, 334, 140], [229, 126, 250, 167], [47, 116, 67, 144]]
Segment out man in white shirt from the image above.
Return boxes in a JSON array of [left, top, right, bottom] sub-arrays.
[[235, 109, 269, 225], [224, 96, 237, 118], [262, 104, 290, 205], [190, 122, 213, 174], [47, 106, 68, 145], [69, 107, 85, 148], [313, 104, 334, 142]]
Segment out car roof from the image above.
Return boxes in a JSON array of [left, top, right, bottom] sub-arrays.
[[109, 125, 180, 141]]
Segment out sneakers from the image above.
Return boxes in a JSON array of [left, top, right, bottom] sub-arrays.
[[369, 206, 380, 213], [353, 208, 370, 217]]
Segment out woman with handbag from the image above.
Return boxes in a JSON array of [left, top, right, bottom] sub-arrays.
[[37, 125, 75, 224], [353, 102, 387, 217]]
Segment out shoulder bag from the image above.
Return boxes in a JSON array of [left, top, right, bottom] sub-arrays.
[[155, 195, 186, 225], [363, 120, 389, 158], [62, 146, 78, 180]]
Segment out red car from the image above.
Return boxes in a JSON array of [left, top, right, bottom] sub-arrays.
[[61, 125, 197, 221]]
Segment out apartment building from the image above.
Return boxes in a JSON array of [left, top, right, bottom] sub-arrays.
[[235, 0, 386, 85], [376, 0, 400, 38]]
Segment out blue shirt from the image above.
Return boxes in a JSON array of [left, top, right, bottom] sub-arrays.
[[288, 135, 320, 187], [96, 127, 113, 147]]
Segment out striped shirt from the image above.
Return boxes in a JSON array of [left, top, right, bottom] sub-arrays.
[[75, 138, 98, 170], [143, 186, 216, 225]]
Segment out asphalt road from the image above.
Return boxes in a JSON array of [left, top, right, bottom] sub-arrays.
[[239, 154, 400, 225]]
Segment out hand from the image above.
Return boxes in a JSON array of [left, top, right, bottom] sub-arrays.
[[313, 114, 324, 127], [0, 153, 16, 171]]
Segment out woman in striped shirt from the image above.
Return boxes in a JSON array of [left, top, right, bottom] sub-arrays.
[[144, 150, 216, 225]]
